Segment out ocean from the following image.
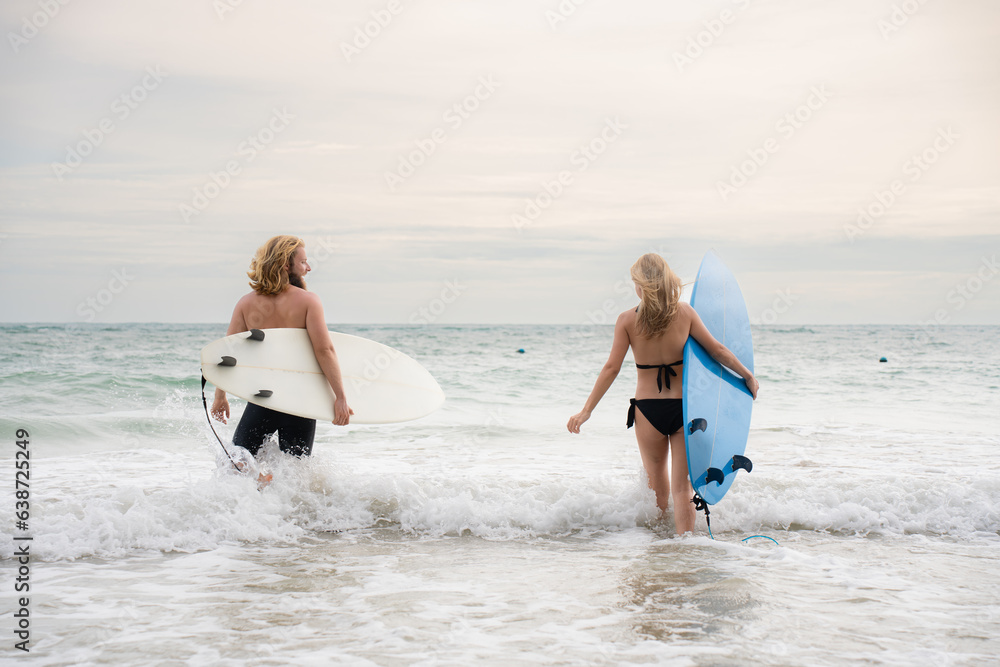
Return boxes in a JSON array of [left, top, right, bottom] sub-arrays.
[[1, 323, 999, 666]]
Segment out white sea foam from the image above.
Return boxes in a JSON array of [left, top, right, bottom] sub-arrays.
[[3, 323, 1000, 665], [8, 435, 998, 563]]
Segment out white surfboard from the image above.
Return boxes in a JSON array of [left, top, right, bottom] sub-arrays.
[[200, 328, 445, 424]]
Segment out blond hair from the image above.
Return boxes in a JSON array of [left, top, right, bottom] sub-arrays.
[[631, 253, 682, 338], [247, 235, 304, 295]]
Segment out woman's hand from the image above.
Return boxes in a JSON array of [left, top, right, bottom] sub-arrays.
[[745, 375, 759, 400], [333, 397, 354, 426], [567, 410, 591, 434], [211, 394, 230, 423]]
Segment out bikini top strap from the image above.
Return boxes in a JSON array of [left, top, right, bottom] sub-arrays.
[[634, 360, 683, 392]]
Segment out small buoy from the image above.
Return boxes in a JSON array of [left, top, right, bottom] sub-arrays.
[[879, 357, 888, 363], [517, 348, 525, 354]]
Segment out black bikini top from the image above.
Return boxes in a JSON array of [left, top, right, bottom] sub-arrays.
[[635, 360, 683, 392]]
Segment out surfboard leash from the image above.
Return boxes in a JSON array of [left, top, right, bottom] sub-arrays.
[[691, 493, 781, 546], [691, 493, 714, 539], [200, 374, 241, 472]]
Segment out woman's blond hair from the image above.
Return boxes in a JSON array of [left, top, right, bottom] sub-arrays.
[[247, 235, 304, 295], [631, 253, 682, 338]]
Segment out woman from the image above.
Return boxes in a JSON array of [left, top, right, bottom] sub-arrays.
[[567, 253, 758, 534]]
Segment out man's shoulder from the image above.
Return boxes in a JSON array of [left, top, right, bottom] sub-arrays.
[[288, 286, 321, 303], [235, 291, 259, 307]]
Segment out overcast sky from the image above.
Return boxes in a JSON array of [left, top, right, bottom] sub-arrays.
[[1, 0, 997, 325]]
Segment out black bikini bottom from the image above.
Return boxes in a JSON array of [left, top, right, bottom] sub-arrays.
[[627, 398, 683, 437]]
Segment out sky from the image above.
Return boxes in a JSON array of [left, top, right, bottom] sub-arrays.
[[1, 0, 997, 325]]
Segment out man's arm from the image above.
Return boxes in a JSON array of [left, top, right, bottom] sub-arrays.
[[211, 299, 249, 422], [304, 293, 353, 425]]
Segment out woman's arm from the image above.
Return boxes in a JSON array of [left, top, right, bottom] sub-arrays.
[[567, 312, 631, 433], [686, 304, 759, 399], [304, 293, 354, 425]]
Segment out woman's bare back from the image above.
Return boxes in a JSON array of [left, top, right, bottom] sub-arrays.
[[625, 303, 696, 400]]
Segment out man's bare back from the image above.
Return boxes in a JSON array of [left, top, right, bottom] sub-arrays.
[[233, 286, 317, 331]]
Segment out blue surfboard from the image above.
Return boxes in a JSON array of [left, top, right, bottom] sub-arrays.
[[682, 251, 755, 505]]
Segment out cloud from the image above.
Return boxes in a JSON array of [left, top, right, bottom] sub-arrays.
[[1, 0, 998, 323]]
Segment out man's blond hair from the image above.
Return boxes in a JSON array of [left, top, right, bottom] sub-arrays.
[[247, 235, 304, 295]]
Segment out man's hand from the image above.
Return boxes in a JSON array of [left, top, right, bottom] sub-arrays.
[[333, 397, 354, 426], [211, 394, 230, 423]]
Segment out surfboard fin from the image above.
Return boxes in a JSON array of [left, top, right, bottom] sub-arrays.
[[732, 455, 753, 473], [706, 467, 725, 485], [218, 356, 237, 367], [254, 390, 273, 398], [247, 329, 265, 341], [689, 418, 708, 434]]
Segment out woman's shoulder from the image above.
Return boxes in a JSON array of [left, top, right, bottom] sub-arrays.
[[616, 306, 638, 323]]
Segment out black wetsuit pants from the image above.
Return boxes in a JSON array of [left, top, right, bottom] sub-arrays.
[[232, 403, 316, 457]]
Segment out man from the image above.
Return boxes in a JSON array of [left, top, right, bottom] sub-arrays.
[[211, 235, 353, 457]]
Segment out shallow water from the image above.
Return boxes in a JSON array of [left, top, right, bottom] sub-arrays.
[[2, 324, 999, 665]]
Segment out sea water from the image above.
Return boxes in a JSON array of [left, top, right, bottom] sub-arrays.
[[1, 323, 998, 666]]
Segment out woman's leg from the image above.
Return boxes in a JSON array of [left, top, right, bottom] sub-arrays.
[[667, 429, 696, 534], [632, 410, 671, 512]]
